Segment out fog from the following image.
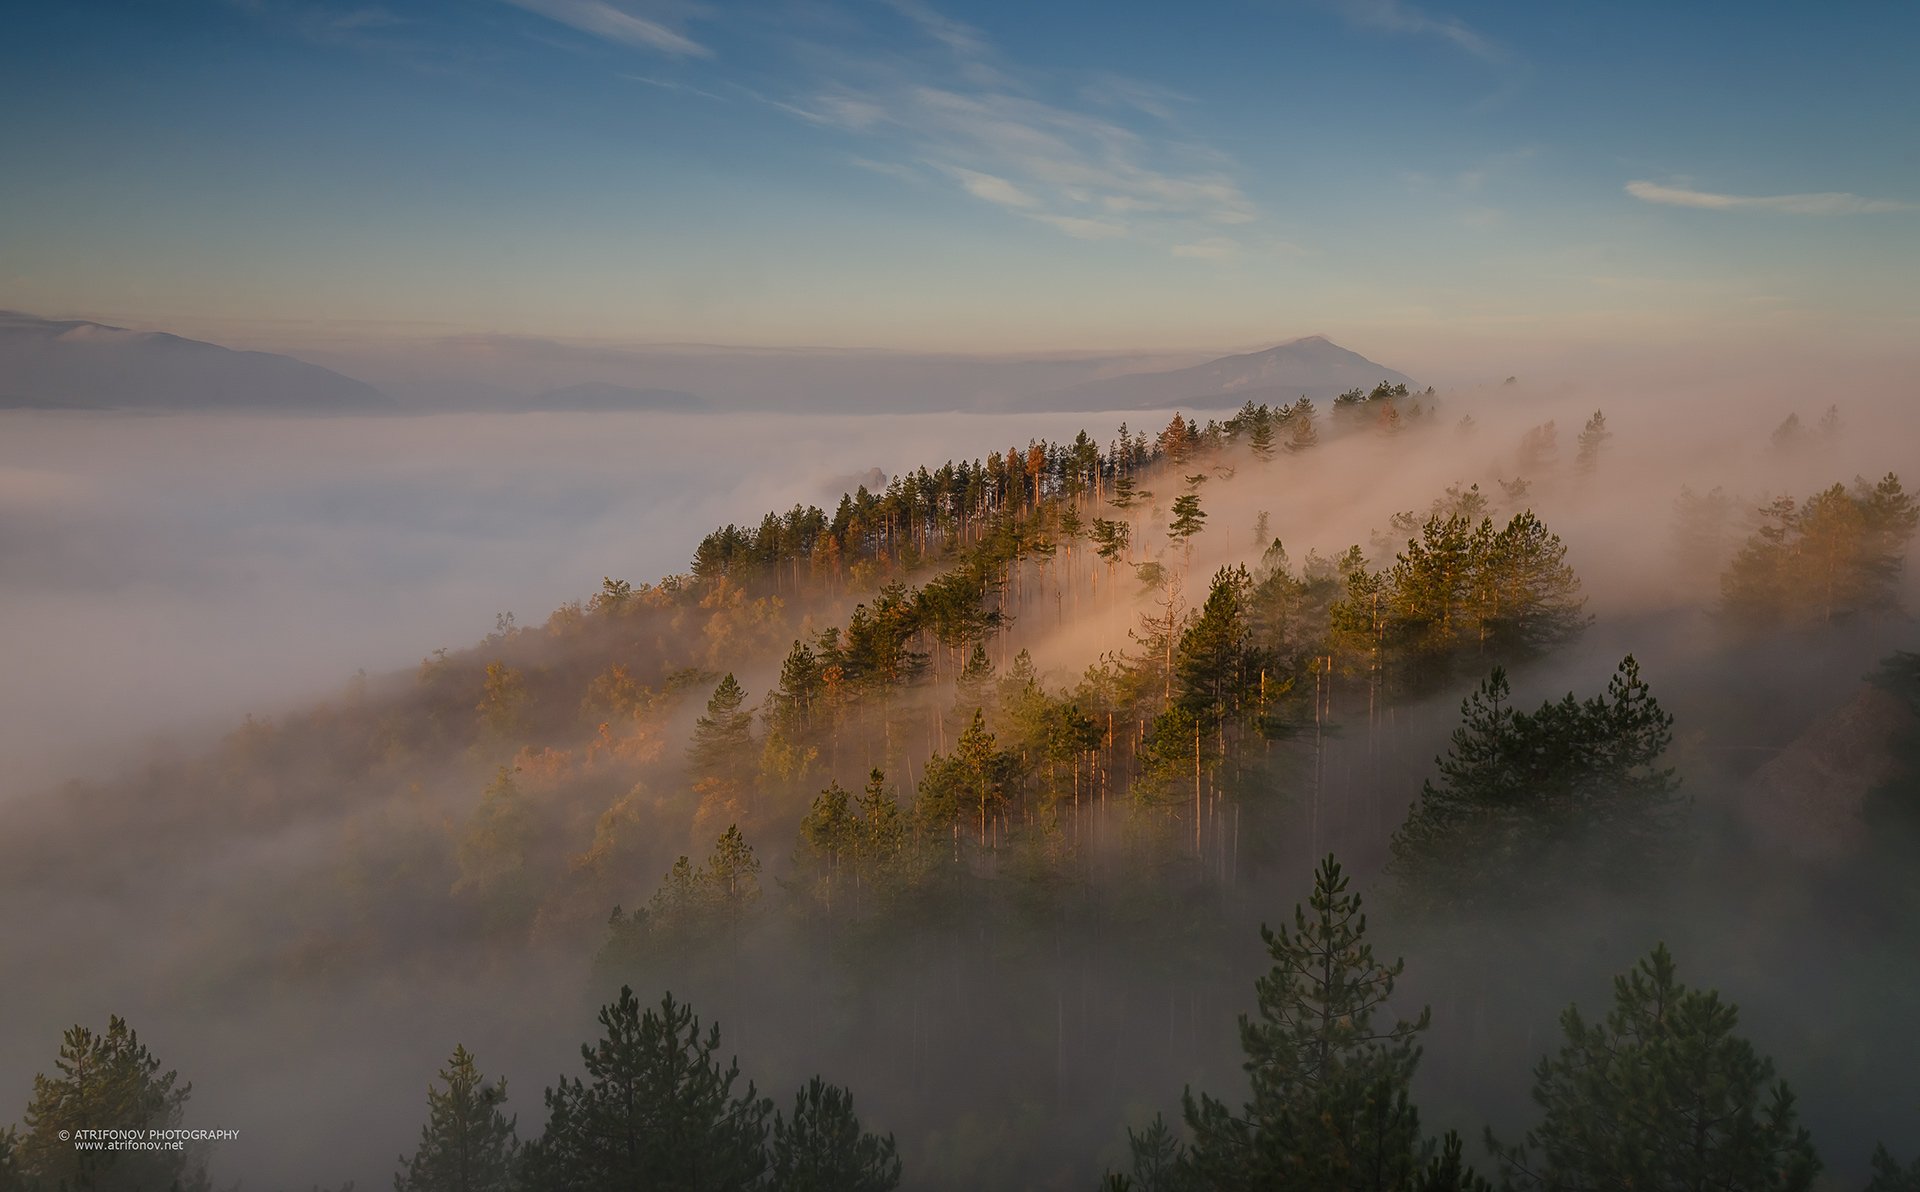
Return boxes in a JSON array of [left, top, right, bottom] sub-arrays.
[[0, 408, 1132, 797], [1, 362, 1917, 1188]]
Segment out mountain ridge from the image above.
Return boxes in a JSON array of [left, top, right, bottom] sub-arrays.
[[0, 310, 391, 412], [1030, 334, 1416, 411]]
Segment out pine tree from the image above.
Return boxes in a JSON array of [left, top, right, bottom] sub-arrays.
[[521, 988, 770, 1191], [1413, 1132, 1490, 1192], [1106, 1114, 1198, 1192], [765, 1077, 902, 1192], [1490, 945, 1819, 1192], [700, 824, 763, 940], [395, 1045, 518, 1192], [1866, 1145, 1920, 1192], [1170, 494, 1207, 562], [1249, 413, 1277, 462], [691, 675, 756, 781], [1573, 410, 1610, 475], [15, 1015, 209, 1192], [1390, 657, 1681, 914], [454, 767, 537, 925], [1477, 511, 1586, 658], [1286, 399, 1319, 452], [1183, 856, 1429, 1191]]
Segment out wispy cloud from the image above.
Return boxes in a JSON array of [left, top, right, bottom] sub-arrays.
[[1031, 213, 1129, 240], [1335, 0, 1504, 62], [849, 157, 924, 185], [947, 167, 1041, 209], [1171, 237, 1240, 261], [505, 0, 709, 58], [1626, 180, 1914, 215], [774, 2, 1256, 246]]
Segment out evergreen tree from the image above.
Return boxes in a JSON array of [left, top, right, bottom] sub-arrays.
[[1390, 658, 1682, 914], [1490, 945, 1819, 1192], [15, 1015, 209, 1192], [765, 1077, 901, 1192], [691, 675, 756, 782], [453, 767, 537, 925], [1721, 475, 1917, 627], [1866, 1145, 1920, 1192], [521, 988, 770, 1191], [1413, 1132, 1490, 1192], [1170, 494, 1207, 561], [1105, 1114, 1197, 1192], [1573, 410, 1610, 475], [1478, 511, 1587, 658], [1183, 857, 1429, 1191], [1287, 399, 1319, 452], [1249, 413, 1277, 461], [395, 1045, 518, 1192]]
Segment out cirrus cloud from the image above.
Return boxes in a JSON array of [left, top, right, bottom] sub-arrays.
[[1626, 179, 1914, 216]]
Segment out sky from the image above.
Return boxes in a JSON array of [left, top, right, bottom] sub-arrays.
[[2, 0, 1917, 367]]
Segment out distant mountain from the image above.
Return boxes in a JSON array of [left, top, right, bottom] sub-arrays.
[[0, 311, 390, 412], [525, 381, 704, 412], [1036, 335, 1416, 412]]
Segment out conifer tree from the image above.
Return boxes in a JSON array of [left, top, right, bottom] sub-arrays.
[[1287, 398, 1319, 452], [15, 1015, 209, 1192], [691, 675, 756, 781], [1866, 1145, 1920, 1192], [1249, 413, 1277, 461], [1490, 945, 1819, 1192], [1413, 1132, 1490, 1192], [454, 767, 536, 924], [1183, 856, 1429, 1191], [1573, 410, 1610, 475], [395, 1045, 518, 1192], [1169, 494, 1207, 563], [1105, 1114, 1197, 1192], [766, 1077, 902, 1192], [521, 988, 770, 1191], [1390, 657, 1681, 913]]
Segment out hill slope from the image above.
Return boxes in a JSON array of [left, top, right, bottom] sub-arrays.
[[1038, 334, 1415, 411], [0, 310, 390, 411]]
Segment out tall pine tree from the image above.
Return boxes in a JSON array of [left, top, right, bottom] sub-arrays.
[[395, 1045, 518, 1192]]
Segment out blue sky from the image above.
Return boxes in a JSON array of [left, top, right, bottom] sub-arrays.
[[2, 0, 1915, 362]]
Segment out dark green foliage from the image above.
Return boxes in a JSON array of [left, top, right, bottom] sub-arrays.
[[598, 827, 763, 976], [766, 1077, 901, 1192], [691, 674, 756, 785], [1333, 510, 1585, 694], [521, 988, 771, 1191], [1182, 857, 1429, 1191], [1413, 1132, 1490, 1192], [1174, 566, 1267, 730], [1104, 1114, 1196, 1192], [1169, 494, 1207, 550], [1490, 945, 1819, 1192], [1389, 657, 1682, 914], [1866, 1145, 1920, 1192], [394, 1045, 517, 1192], [14, 1015, 209, 1192]]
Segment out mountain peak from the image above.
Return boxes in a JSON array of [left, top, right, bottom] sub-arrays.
[[0, 310, 390, 411], [1042, 335, 1413, 412]]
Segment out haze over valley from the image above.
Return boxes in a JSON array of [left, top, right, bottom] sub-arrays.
[[3, 2, 1918, 1190]]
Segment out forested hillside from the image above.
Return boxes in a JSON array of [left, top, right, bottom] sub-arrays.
[[3, 386, 1917, 1190]]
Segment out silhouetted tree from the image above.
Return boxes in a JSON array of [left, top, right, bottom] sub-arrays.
[[1490, 945, 1819, 1192]]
